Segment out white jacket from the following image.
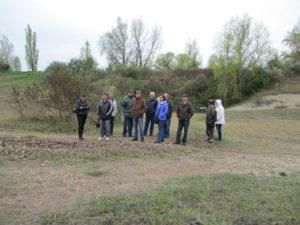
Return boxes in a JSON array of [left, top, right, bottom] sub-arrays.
[[215, 99, 225, 124], [111, 99, 118, 117]]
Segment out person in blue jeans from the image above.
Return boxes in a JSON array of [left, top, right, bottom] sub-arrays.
[[131, 91, 147, 142], [164, 93, 173, 138], [155, 95, 169, 144], [144, 92, 158, 136]]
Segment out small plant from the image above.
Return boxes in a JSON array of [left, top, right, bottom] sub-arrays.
[[279, 171, 287, 176], [86, 169, 109, 177]]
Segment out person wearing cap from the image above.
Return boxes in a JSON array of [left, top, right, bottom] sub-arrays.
[[108, 92, 117, 136], [155, 95, 169, 144], [98, 92, 113, 141], [174, 94, 194, 145], [121, 90, 135, 137], [144, 91, 158, 136], [164, 93, 174, 138], [131, 91, 147, 142], [73, 94, 89, 141]]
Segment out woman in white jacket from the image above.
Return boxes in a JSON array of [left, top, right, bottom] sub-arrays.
[[215, 99, 225, 142], [109, 93, 118, 136]]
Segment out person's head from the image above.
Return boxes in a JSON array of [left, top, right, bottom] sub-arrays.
[[149, 91, 156, 99], [164, 93, 169, 100], [181, 94, 188, 103], [108, 92, 113, 100], [215, 99, 222, 107], [80, 94, 86, 101], [208, 96, 215, 105], [102, 92, 109, 101], [128, 90, 134, 97], [135, 90, 142, 98], [159, 95, 166, 102]]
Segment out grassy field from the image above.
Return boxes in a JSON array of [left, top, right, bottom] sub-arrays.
[[0, 72, 300, 224]]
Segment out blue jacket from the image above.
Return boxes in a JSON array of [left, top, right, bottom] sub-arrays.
[[155, 101, 169, 121]]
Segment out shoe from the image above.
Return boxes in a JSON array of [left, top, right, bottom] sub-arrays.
[[132, 139, 138, 141], [209, 139, 213, 144], [105, 137, 110, 141], [141, 138, 144, 142], [165, 136, 169, 138], [174, 142, 180, 145], [98, 137, 103, 140], [154, 141, 161, 144], [123, 135, 127, 137], [79, 137, 83, 141]]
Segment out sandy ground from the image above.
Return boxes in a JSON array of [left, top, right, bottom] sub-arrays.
[[228, 93, 300, 111]]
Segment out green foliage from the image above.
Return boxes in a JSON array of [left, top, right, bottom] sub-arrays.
[[41, 173, 300, 225], [0, 34, 14, 65], [155, 52, 176, 70], [25, 24, 39, 71]]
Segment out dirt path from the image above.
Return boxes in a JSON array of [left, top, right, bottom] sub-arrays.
[[1, 133, 300, 224]]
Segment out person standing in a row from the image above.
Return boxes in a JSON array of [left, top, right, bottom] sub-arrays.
[[98, 93, 113, 141], [121, 90, 135, 137], [215, 99, 225, 142], [73, 94, 89, 141], [131, 91, 147, 142], [164, 93, 173, 138], [144, 91, 158, 137], [155, 95, 169, 144], [109, 93, 117, 136], [175, 94, 194, 145], [206, 102, 217, 143]]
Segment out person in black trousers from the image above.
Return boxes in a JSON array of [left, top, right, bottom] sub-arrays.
[[174, 94, 194, 146], [73, 94, 89, 141]]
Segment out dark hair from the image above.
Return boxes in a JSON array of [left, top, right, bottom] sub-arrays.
[[160, 95, 166, 101], [80, 94, 86, 98]]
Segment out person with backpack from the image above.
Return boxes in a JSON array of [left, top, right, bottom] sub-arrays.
[[164, 93, 173, 138], [144, 91, 158, 136], [73, 94, 89, 141], [108, 92, 117, 136], [215, 99, 225, 142], [121, 90, 135, 137], [155, 95, 169, 144], [98, 92, 113, 141], [131, 90, 147, 142], [174, 94, 194, 146], [206, 103, 217, 143]]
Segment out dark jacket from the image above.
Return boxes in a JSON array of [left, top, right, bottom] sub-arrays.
[[176, 101, 193, 121], [167, 100, 174, 118], [98, 100, 113, 120], [121, 95, 135, 118], [73, 100, 89, 116], [131, 98, 147, 118], [206, 108, 217, 128], [146, 98, 158, 116]]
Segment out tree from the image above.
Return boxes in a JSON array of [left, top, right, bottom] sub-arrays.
[[10, 56, 21, 71], [68, 40, 98, 74], [184, 39, 202, 67], [212, 14, 273, 100], [131, 18, 162, 67], [0, 34, 14, 65], [176, 53, 198, 69], [283, 20, 300, 59], [99, 17, 131, 67], [155, 52, 176, 70], [25, 24, 39, 71]]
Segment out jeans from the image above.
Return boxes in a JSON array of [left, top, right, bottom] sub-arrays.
[[77, 114, 87, 139], [133, 117, 144, 140], [165, 117, 171, 138], [157, 120, 166, 143], [206, 125, 215, 140], [100, 120, 110, 137], [123, 116, 133, 137], [144, 113, 155, 136], [110, 116, 115, 135], [216, 124, 222, 141], [175, 119, 190, 144]]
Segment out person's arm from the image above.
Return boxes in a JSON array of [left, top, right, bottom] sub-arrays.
[[107, 102, 113, 116], [161, 104, 169, 118], [141, 100, 147, 115], [187, 103, 194, 120]]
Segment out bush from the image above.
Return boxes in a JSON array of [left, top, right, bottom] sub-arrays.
[[0, 63, 10, 72]]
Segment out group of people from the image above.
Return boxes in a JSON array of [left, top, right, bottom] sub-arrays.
[[73, 91, 225, 145]]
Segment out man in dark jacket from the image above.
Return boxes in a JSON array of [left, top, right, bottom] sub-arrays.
[[73, 94, 89, 141], [164, 93, 173, 138], [174, 94, 194, 145], [131, 91, 147, 142], [98, 93, 113, 141], [121, 90, 135, 137], [144, 91, 158, 136]]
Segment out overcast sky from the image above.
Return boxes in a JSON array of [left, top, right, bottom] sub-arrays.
[[0, 0, 299, 70]]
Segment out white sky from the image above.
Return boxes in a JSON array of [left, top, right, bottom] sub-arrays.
[[0, 0, 299, 70]]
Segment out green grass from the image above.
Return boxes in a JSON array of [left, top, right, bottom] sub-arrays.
[[41, 173, 300, 225], [86, 169, 109, 177]]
